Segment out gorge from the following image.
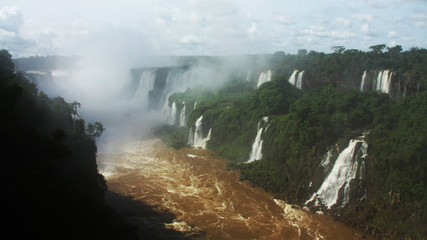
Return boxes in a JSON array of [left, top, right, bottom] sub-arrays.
[[12, 46, 427, 239]]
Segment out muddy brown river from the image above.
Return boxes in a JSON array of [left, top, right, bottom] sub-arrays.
[[98, 139, 370, 239]]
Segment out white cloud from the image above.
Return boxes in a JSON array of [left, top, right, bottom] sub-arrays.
[[334, 17, 351, 27], [352, 14, 374, 23], [247, 22, 257, 34], [360, 24, 377, 37], [274, 15, 296, 25], [179, 34, 201, 44], [366, 0, 387, 8], [410, 13, 427, 27], [0, 0, 426, 56], [0, 6, 23, 32], [311, 14, 330, 24], [388, 31, 398, 38], [299, 26, 356, 40], [0, 6, 37, 56]]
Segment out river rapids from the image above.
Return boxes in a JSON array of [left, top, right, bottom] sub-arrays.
[[98, 139, 369, 240]]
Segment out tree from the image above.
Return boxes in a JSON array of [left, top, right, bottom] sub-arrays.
[[0, 49, 14, 80], [331, 46, 346, 54], [298, 49, 308, 56], [387, 45, 403, 58], [86, 121, 105, 139], [369, 44, 387, 54]]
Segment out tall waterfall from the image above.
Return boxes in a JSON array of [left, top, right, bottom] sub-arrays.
[[188, 127, 194, 146], [306, 137, 367, 208], [360, 71, 367, 91], [247, 117, 269, 163], [179, 104, 186, 127], [190, 115, 212, 149], [132, 70, 156, 108], [257, 70, 272, 88], [288, 70, 303, 89], [296, 71, 304, 89], [167, 102, 177, 125]]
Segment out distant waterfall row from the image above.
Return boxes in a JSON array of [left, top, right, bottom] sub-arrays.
[[247, 117, 269, 163], [22, 71, 65, 97], [306, 136, 367, 209], [360, 70, 393, 94], [256, 69, 306, 90], [288, 70, 304, 89], [132, 67, 213, 112], [166, 101, 197, 127]]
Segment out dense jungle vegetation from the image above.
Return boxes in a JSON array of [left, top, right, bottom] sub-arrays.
[[156, 45, 427, 239]]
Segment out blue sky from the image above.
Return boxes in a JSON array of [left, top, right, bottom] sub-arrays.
[[1, 0, 426, 57]]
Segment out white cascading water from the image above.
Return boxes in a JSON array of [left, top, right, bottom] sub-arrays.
[[288, 70, 299, 86], [168, 102, 177, 125], [191, 115, 212, 149], [257, 70, 272, 88], [132, 70, 157, 109], [188, 127, 194, 145], [296, 70, 304, 89], [360, 71, 367, 91], [247, 117, 268, 163], [179, 103, 186, 127], [306, 137, 367, 208], [320, 149, 333, 168], [158, 67, 217, 120], [374, 70, 392, 94], [288, 70, 303, 89], [24, 71, 59, 97]]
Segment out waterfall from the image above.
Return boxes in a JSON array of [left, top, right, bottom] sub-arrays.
[[256, 70, 272, 88], [168, 102, 177, 125], [247, 127, 264, 163], [374, 70, 392, 94], [132, 70, 156, 108], [193, 101, 197, 110], [247, 117, 269, 163], [191, 115, 212, 149], [288, 70, 299, 85], [188, 127, 194, 145], [161, 92, 174, 118], [23, 71, 58, 97], [179, 103, 186, 127], [296, 70, 304, 89], [360, 71, 367, 91], [306, 137, 368, 208], [288, 70, 303, 89]]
